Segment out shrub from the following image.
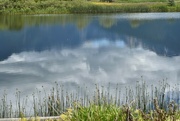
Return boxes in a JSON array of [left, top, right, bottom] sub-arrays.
[[168, 0, 175, 6]]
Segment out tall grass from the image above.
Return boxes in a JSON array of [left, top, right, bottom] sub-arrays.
[[0, 79, 180, 119], [67, 99, 180, 121], [0, 0, 180, 14]]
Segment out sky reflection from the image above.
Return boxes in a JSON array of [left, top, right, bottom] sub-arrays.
[[0, 40, 180, 96], [0, 13, 180, 106]]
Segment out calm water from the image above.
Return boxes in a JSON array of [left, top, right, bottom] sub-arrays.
[[0, 13, 180, 100]]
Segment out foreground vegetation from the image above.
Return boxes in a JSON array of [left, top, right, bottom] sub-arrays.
[[61, 100, 180, 121], [0, 0, 180, 14], [0, 79, 180, 121]]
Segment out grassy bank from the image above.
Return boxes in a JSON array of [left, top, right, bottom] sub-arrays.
[[0, 0, 180, 14], [1, 80, 180, 120], [61, 101, 180, 121], [59, 100, 180, 121]]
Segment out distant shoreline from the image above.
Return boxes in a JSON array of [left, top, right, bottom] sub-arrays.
[[0, 1, 180, 14]]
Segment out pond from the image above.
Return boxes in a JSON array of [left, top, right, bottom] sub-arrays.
[[0, 13, 180, 111]]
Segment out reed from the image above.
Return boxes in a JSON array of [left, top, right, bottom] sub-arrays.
[[0, 79, 180, 119]]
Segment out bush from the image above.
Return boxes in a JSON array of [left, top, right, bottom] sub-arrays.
[[168, 0, 175, 6], [157, 5, 168, 11]]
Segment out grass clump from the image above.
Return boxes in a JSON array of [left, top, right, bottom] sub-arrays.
[[59, 99, 180, 121], [70, 104, 124, 121]]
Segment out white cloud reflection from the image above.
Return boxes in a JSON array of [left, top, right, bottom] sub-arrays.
[[114, 13, 180, 20], [0, 40, 180, 105]]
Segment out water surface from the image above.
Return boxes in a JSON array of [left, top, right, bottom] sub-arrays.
[[0, 13, 180, 100]]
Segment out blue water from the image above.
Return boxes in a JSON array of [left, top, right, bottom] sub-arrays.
[[0, 13, 180, 99]]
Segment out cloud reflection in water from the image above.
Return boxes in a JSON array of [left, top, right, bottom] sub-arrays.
[[0, 39, 180, 97]]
